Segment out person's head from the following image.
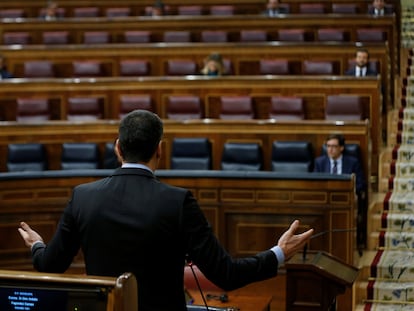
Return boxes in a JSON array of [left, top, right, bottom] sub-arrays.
[[325, 134, 345, 160], [152, 0, 165, 16], [116, 110, 163, 164], [372, 0, 385, 10], [202, 53, 225, 76], [267, 0, 281, 10], [355, 48, 370, 68], [45, 2, 58, 17]]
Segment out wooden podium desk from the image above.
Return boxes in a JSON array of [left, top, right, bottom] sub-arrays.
[[187, 289, 272, 311]]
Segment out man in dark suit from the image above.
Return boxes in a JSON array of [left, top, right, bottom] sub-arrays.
[[314, 133, 367, 250], [18, 110, 313, 311], [0, 55, 13, 79], [345, 48, 378, 77], [263, 0, 289, 17], [367, 0, 394, 16]]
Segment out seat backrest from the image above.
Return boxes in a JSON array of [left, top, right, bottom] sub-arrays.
[[24, 61, 55, 78], [299, 3, 325, 13], [259, 59, 290, 75], [271, 141, 314, 172], [119, 60, 150, 76], [221, 142, 263, 171], [219, 96, 254, 120], [72, 60, 104, 77], [209, 5, 234, 15], [42, 31, 70, 44], [83, 31, 110, 44], [239, 30, 267, 42], [166, 96, 202, 120], [201, 30, 228, 43], [303, 60, 334, 75], [331, 3, 358, 14], [163, 31, 191, 43], [270, 96, 305, 120], [124, 31, 151, 43], [356, 28, 386, 42], [67, 97, 103, 121], [61, 143, 100, 170], [325, 95, 363, 121], [3, 32, 31, 45], [105, 7, 131, 17], [103, 142, 120, 169], [73, 7, 99, 17], [7, 143, 47, 172], [16, 98, 51, 122], [0, 9, 26, 18], [178, 5, 203, 15], [119, 95, 153, 118], [277, 29, 306, 42], [171, 138, 212, 170], [166, 60, 197, 75], [317, 29, 347, 42]]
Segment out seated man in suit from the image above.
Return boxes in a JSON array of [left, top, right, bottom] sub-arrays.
[[314, 133, 367, 250], [0, 55, 13, 79], [368, 0, 394, 16], [345, 48, 378, 77], [263, 0, 288, 17]]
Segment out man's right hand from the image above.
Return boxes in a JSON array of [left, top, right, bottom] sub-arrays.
[[277, 220, 314, 261]]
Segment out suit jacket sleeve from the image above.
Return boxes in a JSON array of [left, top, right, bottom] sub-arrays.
[[31, 197, 81, 273], [182, 191, 279, 291]]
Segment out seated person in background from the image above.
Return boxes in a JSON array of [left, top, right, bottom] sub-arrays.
[[262, 0, 289, 17], [0, 55, 13, 79], [147, 0, 165, 17], [345, 48, 378, 77], [368, 0, 394, 16], [201, 53, 225, 76], [314, 133, 366, 194], [18, 109, 314, 311], [41, 1, 60, 20], [314, 133, 367, 249]]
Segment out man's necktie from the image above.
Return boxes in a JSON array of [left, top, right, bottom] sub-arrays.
[[332, 161, 338, 174]]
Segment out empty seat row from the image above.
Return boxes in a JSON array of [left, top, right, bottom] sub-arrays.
[[6, 139, 361, 173], [2, 28, 387, 45], [12, 95, 365, 122], [19, 58, 379, 78], [0, 3, 394, 18]]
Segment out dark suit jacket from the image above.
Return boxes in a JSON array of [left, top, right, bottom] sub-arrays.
[[367, 6, 394, 15], [263, 6, 289, 16], [345, 66, 378, 77], [314, 155, 366, 193], [0, 68, 13, 79], [31, 168, 279, 311]]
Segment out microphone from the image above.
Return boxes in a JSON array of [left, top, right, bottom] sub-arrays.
[[302, 228, 357, 262]]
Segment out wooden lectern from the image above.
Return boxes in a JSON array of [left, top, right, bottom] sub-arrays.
[[0, 269, 137, 311], [285, 250, 359, 311]]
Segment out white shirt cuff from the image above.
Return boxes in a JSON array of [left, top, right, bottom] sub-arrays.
[[270, 245, 285, 265]]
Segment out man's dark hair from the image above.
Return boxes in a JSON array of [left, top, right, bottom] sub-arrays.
[[326, 133, 345, 146], [118, 110, 163, 163], [355, 48, 369, 58]]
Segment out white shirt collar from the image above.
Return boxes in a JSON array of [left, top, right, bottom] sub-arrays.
[[121, 163, 153, 173]]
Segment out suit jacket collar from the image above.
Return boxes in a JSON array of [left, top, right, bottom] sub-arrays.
[[111, 167, 156, 179]]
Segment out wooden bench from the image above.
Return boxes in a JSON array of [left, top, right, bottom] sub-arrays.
[[1, 41, 392, 109], [0, 76, 381, 174], [0, 0, 399, 17], [0, 14, 397, 72], [0, 119, 371, 188]]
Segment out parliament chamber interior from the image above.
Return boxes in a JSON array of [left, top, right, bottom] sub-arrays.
[[0, 0, 408, 310]]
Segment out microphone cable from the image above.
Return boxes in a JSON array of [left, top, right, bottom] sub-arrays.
[[188, 261, 210, 311]]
